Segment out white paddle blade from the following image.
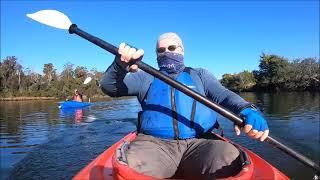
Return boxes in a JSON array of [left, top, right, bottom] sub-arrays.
[[27, 10, 72, 30], [84, 77, 92, 85]]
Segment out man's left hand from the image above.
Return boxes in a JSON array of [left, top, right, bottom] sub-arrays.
[[234, 107, 269, 141]]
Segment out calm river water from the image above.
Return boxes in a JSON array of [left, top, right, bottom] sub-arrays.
[[0, 92, 319, 179]]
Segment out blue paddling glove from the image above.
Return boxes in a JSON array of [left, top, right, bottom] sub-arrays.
[[240, 107, 268, 131]]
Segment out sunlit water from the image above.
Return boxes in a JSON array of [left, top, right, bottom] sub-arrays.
[[0, 92, 319, 179]]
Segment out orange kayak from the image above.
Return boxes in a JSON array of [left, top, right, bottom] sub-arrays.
[[73, 132, 289, 180]]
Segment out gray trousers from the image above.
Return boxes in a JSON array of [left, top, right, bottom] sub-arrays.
[[126, 133, 241, 180]]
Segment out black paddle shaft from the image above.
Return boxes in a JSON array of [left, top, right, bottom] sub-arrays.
[[68, 24, 320, 174]]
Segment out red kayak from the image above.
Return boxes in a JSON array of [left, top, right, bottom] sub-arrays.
[[73, 132, 289, 180]]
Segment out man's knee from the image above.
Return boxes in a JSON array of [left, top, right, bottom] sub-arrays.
[[126, 137, 179, 178], [199, 140, 241, 179], [210, 140, 240, 162], [179, 140, 241, 179], [203, 140, 240, 171]]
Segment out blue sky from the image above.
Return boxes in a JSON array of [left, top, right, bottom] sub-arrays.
[[1, 1, 319, 79]]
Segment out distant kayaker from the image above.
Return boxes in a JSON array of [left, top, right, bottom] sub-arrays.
[[100, 33, 269, 179], [73, 89, 83, 102]]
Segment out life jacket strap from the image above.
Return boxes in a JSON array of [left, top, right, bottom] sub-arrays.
[[137, 111, 142, 133], [171, 86, 180, 140], [190, 100, 197, 128]]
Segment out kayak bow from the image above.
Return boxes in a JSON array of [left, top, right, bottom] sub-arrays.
[[73, 132, 289, 180]]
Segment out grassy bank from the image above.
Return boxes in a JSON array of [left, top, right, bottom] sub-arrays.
[[0, 97, 58, 101], [0, 95, 134, 101]]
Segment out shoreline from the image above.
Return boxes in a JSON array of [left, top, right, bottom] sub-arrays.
[[0, 96, 134, 101], [0, 97, 58, 101]]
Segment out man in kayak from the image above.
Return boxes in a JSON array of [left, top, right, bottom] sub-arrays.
[[73, 89, 83, 102], [100, 33, 269, 179]]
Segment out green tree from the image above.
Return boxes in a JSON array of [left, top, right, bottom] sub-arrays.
[[0, 56, 24, 96], [221, 71, 256, 92], [221, 74, 240, 91], [286, 58, 320, 91], [43, 63, 57, 85], [238, 71, 256, 90], [74, 66, 88, 79], [74, 66, 88, 92], [59, 63, 76, 97], [0, 61, 2, 92], [83, 68, 104, 99], [1, 57, 106, 98], [254, 53, 289, 91], [2, 53, 315, 98]]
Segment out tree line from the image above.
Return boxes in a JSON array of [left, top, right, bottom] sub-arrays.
[[1, 53, 319, 99], [0, 56, 104, 99], [220, 53, 319, 92]]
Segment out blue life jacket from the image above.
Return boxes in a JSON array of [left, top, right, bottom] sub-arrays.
[[139, 68, 218, 139]]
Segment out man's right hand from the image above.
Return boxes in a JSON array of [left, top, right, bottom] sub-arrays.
[[117, 42, 144, 73]]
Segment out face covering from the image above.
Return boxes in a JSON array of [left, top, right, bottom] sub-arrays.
[[157, 52, 185, 74]]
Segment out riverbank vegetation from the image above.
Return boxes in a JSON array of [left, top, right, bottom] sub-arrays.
[[0, 56, 105, 99], [221, 53, 319, 92], [0, 53, 319, 99]]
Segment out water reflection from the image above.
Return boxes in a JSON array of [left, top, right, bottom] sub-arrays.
[[0, 93, 319, 179], [241, 92, 319, 116], [4, 98, 139, 180], [236, 92, 319, 179], [59, 108, 85, 124], [0, 100, 60, 179]]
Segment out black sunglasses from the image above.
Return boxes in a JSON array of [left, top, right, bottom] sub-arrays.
[[157, 45, 180, 53]]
